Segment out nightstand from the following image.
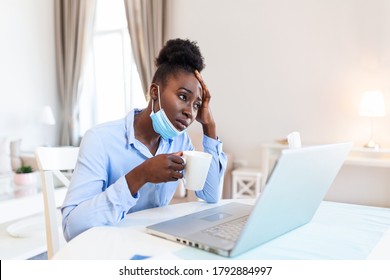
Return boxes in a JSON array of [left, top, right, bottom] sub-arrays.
[[232, 168, 262, 199]]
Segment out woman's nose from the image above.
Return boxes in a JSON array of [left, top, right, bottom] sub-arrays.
[[183, 104, 194, 119]]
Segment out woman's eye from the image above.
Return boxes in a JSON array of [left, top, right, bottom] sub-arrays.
[[179, 94, 186, 101], [194, 103, 201, 110]]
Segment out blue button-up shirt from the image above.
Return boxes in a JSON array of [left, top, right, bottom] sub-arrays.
[[61, 109, 227, 241]]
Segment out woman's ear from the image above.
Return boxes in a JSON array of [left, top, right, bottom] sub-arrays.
[[149, 84, 159, 100]]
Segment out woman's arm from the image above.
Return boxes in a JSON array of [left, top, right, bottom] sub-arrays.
[[61, 130, 136, 241], [62, 130, 186, 241], [194, 136, 227, 203], [192, 70, 227, 202]]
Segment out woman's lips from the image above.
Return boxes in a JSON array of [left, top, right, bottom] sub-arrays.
[[176, 119, 188, 130]]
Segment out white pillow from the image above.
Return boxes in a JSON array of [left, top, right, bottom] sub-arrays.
[[0, 137, 12, 174]]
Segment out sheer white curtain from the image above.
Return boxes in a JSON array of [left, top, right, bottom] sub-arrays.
[[55, 0, 96, 146], [123, 0, 166, 99], [78, 0, 146, 136]]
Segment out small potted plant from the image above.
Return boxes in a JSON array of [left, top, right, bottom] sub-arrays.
[[13, 165, 37, 186]]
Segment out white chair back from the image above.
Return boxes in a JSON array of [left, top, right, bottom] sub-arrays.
[[35, 146, 79, 259]]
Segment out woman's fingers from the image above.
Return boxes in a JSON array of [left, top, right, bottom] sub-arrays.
[[168, 154, 185, 165], [168, 154, 185, 180], [195, 70, 211, 105], [171, 169, 184, 180]]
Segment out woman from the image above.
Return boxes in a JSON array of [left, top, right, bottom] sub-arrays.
[[62, 39, 227, 241]]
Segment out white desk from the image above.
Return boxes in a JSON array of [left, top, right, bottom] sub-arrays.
[[261, 143, 390, 187], [0, 173, 67, 259], [53, 200, 390, 260]]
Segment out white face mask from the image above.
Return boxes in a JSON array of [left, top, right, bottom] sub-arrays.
[[149, 84, 185, 140]]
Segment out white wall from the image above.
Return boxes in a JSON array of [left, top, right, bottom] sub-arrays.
[[0, 0, 58, 151], [168, 0, 390, 207]]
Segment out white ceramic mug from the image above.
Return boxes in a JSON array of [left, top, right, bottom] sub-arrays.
[[181, 151, 212, 191]]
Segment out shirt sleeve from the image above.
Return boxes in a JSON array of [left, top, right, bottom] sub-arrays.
[[61, 130, 137, 241], [194, 135, 227, 203]]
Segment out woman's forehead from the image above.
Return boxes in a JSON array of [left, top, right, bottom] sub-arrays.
[[166, 71, 202, 94]]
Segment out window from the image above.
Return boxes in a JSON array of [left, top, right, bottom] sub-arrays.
[[79, 0, 146, 136]]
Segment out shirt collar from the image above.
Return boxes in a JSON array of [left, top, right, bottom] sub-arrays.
[[125, 109, 140, 148], [125, 108, 174, 149]]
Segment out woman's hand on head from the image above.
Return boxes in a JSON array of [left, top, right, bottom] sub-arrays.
[[195, 70, 217, 139]]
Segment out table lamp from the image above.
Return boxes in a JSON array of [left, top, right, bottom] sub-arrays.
[[359, 90, 386, 149]]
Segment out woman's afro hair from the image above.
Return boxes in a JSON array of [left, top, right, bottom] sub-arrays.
[[155, 38, 205, 71], [152, 38, 205, 85]]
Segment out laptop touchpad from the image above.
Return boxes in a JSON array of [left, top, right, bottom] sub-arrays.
[[201, 212, 231, 222]]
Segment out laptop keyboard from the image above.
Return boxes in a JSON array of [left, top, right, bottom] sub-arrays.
[[203, 215, 249, 242]]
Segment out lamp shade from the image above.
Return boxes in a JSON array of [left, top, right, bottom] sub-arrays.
[[359, 90, 386, 117], [41, 105, 56, 125]]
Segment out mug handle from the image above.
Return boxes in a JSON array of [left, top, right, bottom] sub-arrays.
[[181, 156, 186, 186]]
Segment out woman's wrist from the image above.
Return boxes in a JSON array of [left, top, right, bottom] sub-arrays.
[[125, 164, 146, 196], [202, 122, 217, 140]]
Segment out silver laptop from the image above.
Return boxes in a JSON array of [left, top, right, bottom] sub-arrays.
[[146, 142, 352, 257]]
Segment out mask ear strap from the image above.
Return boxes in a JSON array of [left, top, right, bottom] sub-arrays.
[[151, 83, 162, 112], [156, 85, 162, 111]]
